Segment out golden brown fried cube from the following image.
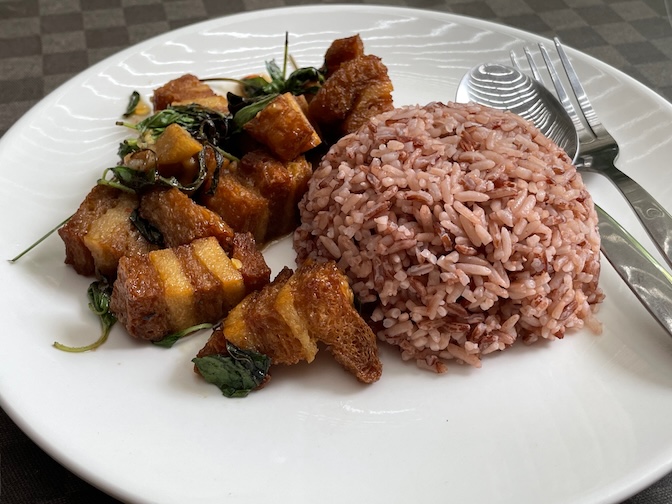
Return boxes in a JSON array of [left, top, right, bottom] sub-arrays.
[[152, 74, 217, 111], [111, 237, 250, 342], [59, 185, 156, 278], [196, 261, 382, 383], [243, 92, 321, 161], [289, 261, 382, 384], [230, 232, 272, 294], [139, 187, 234, 249], [197, 267, 314, 365], [239, 150, 313, 240], [308, 54, 394, 141], [323, 34, 365, 76], [59, 185, 123, 276], [153, 123, 203, 166], [110, 253, 172, 341], [199, 172, 270, 245]]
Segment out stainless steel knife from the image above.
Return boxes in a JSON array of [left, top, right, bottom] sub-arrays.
[[596, 204, 672, 337]]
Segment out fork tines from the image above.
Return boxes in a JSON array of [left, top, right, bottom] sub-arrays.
[[511, 38, 597, 144]]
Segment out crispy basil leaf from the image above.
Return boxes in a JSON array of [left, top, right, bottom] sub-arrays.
[[129, 209, 164, 247], [118, 138, 140, 159], [123, 91, 141, 117], [53, 280, 117, 353], [192, 342, 271, 398], [232, 94, 278, 129]]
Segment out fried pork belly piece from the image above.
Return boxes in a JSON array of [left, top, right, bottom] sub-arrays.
[[199, 170, 270, 244], [152, 74, 220, 111], [230, 232, 271, 294], [110, 236, 265, 341], [139, 187, 234, 249], [243, 92, 321, 161], [323, 34, 364, 76], [172, 95, 229, 114], [197, 261, 382, 383], [308, 53, 394, 141], [238, 150, 313, 240], [58, 185, 157, 278], [199, 268, 310, 363], [198, 149, 313, 244]]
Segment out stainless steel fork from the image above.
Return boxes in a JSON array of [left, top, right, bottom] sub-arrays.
[[512, 37, 672, 270]]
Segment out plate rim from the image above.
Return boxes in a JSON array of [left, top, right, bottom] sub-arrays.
[[2, 5, 672, 504]]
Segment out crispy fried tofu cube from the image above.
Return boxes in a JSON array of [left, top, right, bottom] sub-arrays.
[[243, 92, 321, 161], [190, 237, 245, 309], [110, 253, 172, 341], [230, 232, 271, 294], [198, 268, 315, 365], [342, 79, 394, 134], [83, 195, 156, 279], [290, 261, 382, 383], [59, 185, 123, 276], [149, 248, 198, 330]]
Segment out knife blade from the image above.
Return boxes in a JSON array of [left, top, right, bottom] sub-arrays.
[[596, 204, 672, 337]]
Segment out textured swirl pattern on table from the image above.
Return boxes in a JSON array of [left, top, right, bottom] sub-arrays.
[[1, 1, 671, 504]]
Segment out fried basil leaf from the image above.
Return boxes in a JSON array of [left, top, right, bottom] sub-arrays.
[[129, 209, 164, 247], [192, 342, 271, 398], [53, 280, 117, 353], [123, 91, 141, 117]]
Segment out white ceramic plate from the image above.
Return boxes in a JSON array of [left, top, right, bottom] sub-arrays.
[[2, 6, 672, 504]]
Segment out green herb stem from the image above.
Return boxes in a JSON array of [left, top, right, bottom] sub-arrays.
[[153, 323, 213, 348], [54, 280, 117, 353], [9, 215, 72, 263]]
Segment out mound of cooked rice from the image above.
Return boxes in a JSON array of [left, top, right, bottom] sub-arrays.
[[294, 102, 604, 372]]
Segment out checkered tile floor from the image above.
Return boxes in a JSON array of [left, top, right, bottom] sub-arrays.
[[0, 0, 671, 138], [1, 1, 671, 503]]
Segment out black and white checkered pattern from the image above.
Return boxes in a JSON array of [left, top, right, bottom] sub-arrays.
[[0, 0, 670, 139], [0, 1, 671, 503]]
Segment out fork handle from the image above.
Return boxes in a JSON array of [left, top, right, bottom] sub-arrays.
[[587, 161, 672, 270]]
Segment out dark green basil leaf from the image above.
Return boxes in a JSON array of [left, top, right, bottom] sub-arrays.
[[232, 94, 278, 129], [266, 59, 284, 83], [118, 138, 140, 159], [99, 165, 157, 192], [285, 66, 325, 96], [123, 91, 141, 117], [129, 209, 164, 247], [192, 342, 271, 398]]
